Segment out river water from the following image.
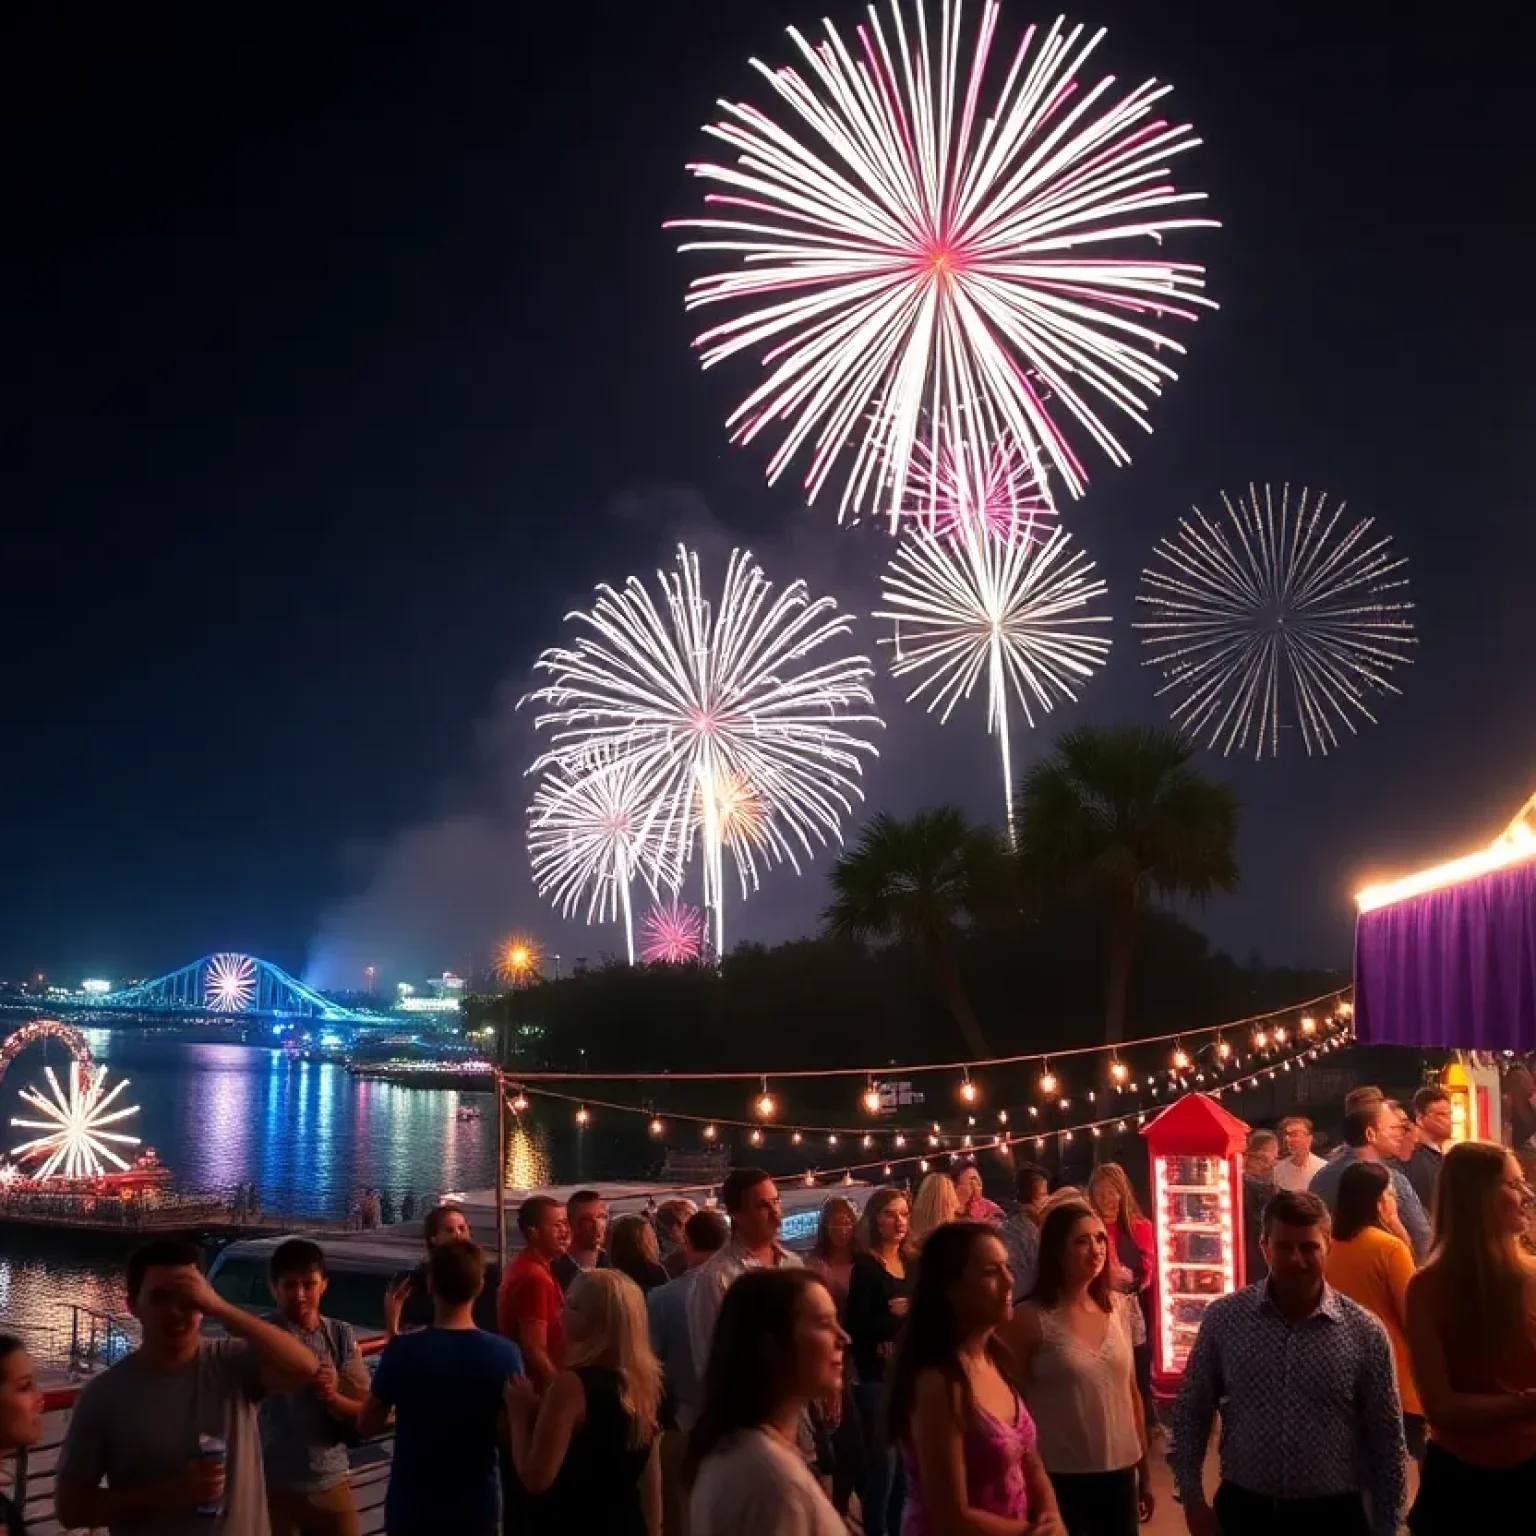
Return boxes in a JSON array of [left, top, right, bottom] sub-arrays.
[[0, 1029, 641, 1364]]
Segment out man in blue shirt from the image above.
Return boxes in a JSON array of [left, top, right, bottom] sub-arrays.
[[361, 1241, 523, 1536], [1308, 1101, 1431, 1259]]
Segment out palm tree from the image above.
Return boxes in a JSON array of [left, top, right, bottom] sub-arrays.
[[823, 807, 1007, 1058], [1017, 725, 1240, 1043]]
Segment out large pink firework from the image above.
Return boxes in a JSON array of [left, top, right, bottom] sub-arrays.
[[671, 2, 1216, 528], [640, 900, 706, 965]]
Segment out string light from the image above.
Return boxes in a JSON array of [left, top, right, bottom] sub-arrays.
[[649, 1117, 664, 1137], [1273, 1025, 1288, 1045], [1038, 1060, 1058, 1096], [862, 1134, 874, 1149], [575, 1106, 590, 1127], [828, 1134, 839, 1148], [1109, 1058, 1129, 1086], [894, 1133, 907, 1148], [959, 1073, 979, 1105], [996, 1110, 1009, 1125], [861, 1080, 883, 1115], [1171, 1043, 1190, 1072], [510, 1092, 530, 1114], [928, 1133, 940, 1148], [883, 1163, 893, 1176], [1300, 1015, 1317, 1035], [754, 1078, 777, 1119], [703, 1123, 718, 1141], [791, 1131, 803, 1146], [1216, 1036, 1232, 1061], [919, 1159, 930, 1173], [1253, 1029, 1268, 1050], [804, 1170, 816, 1187], [748, 1127, 762, 1146]]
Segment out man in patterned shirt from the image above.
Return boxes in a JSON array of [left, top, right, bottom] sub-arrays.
[[1170, 1188, 1407, 1536]]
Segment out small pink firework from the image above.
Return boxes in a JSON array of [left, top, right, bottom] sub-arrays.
[[907, 421, 1056, 545], [640, 900, 706, 964]]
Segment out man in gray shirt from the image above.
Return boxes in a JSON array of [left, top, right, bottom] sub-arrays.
[[1308, 1101, 1431, 1259], [56, 1236, 320, 1535], [259, 1238, 371, 1534]]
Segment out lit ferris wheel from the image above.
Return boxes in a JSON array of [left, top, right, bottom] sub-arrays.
[[204, 953, 258, 1013]]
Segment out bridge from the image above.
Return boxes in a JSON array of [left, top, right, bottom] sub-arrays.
[[45, 953, 395, 1026]]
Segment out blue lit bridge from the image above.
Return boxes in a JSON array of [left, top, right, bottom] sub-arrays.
[[51, 953, 394, 1027]]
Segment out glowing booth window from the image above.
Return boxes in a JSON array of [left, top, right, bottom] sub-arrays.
[[1140, 1091, 1249, 1394]]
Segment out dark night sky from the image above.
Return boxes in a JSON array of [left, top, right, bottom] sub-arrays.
[[5, 0, 1534, 989]]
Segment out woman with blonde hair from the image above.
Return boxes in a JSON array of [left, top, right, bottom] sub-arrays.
[[508, 1268, 663, 1534], [910, 1170, 960, 1245], [610, 1212, 669, 1293], [1405, 1140, 1536, 1527]]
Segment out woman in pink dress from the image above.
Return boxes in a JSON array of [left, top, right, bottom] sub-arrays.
[[888, 1221, 1064, 1535]]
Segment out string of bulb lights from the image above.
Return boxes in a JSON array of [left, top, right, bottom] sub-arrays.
[[507, 1022, 1354, 1193], [505, 988, 1352, 1086]]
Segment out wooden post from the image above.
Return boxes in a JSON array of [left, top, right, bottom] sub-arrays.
[[495, 1066, 508, 1274]]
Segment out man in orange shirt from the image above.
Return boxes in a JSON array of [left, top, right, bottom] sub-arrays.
[[497, 1196, 570, 1389]]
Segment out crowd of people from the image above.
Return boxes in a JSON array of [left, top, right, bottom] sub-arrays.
[[3, 1074, 1536, 1536]]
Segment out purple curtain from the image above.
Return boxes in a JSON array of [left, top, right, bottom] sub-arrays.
[[1354, 855, 1536, 1049]]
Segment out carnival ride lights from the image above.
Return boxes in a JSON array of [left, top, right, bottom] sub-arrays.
[[10, 1061, 142, 1180]]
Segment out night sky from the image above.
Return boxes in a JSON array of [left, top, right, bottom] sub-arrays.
[[6, 1, 1534, 990]]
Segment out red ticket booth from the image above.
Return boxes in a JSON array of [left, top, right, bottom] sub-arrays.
[[1141, 1092, 1249, 1395]]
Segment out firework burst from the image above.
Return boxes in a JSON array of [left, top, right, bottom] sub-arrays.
[[11, 1062, 141, 1180], [908, 415, 1056, 544], [526, 545, 882, 956], [640, 900, 706, 965], [671, 2, 1215, 527], [878, 522, 1110, 837], [528, 749, 675, 963], [1136, 483, 1415, 758], [205, 953, 257, 1013]]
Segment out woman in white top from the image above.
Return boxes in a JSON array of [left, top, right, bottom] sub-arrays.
[[1000, 1199, 1152, 1536], [686, 1268, 848, 1536]]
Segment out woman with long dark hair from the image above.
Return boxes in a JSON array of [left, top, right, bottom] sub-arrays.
[[1002, 1202, 1150, 1535], [686, 1269, 847, 1536], [1326, 1161, 1423, 1458], [0, 1334, 42, 1536], [847, 1187, 914, 1536], [1406, 1141, 1536, 1528], [1086, 1164, 1156, 1435], [888, 1222, 1063, 1536]]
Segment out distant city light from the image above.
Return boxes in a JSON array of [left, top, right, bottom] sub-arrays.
[[394, 997, 461, 1014], [80, 979, 112, 996], [397, 983, 415, 996]]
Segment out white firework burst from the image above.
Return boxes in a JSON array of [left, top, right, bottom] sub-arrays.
[[205, 953, 257, 1013], [10, 1061, 141, 1180], [878, 522, 1110, 838], [526, 545, 882, 956], [670, 1, 1216, 527], [527, 748, 677, 965], [1136, 483, 1416, 759]]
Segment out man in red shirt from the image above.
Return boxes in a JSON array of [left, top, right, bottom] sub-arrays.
[[497, 1196, 570, 1389]]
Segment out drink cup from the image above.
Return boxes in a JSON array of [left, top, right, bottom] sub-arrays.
[[195, 1433, 226, 1517]]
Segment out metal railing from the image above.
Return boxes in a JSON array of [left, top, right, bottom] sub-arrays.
[[8, 1337, 392, 1536]]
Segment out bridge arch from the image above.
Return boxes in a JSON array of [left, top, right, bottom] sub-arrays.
[[98, 954, 388, 1024], [0, 1018, 93, 1095]]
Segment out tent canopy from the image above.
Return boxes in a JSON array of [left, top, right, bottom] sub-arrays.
[[1354, 791, 1536, 1051]]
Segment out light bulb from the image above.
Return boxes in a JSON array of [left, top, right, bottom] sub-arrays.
[[1216, 1038, 1232, 1060], [959, 1078, 979, 1105], [827, 1134, 839, 1148], [1300, 1015, 1317, 1035], [1273, 1026, 1288, 1044], [861, 1085, 883, 1115], [862, 1134, 873, 1149], [1253, 1029, 1268, 1050], [791, 1131, 803, 1146], [748, 1128, 762, 1147], [1109, 1060, 1128, 1086], [648, 1117, 664, 1137], [1172, 1047, 1191, 1072], [928, 1134, 939, 1148], [755, 1092, 777, 1119], [511, 1093, 530, 1114], [703, 1123, 717, 1141], [918, 1159, 929, 1173], [1038, 1069, 1058, 1096], [575, 1106, 590, 1127], [894, 1133, 906, 1148], [883, 1164, 893, 1176], [803, 1171, 815, 1187], [996, 1109, 1008, 1125]]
